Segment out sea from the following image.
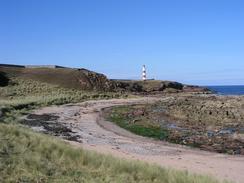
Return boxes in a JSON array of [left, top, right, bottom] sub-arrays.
[[206, 85, 244, 96]]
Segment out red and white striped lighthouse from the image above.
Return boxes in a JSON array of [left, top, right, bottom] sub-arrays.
[[142, 65, 146, 81]]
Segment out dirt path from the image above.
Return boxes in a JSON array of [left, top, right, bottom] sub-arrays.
[[33, 97, 244, 183]]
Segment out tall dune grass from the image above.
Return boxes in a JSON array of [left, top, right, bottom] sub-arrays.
[[0, 78, 126, 123], [0, 123, 226, 183]]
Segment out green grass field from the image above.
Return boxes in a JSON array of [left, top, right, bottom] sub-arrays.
[[105, 105, 169, 140], [0, 76, 228, 183]]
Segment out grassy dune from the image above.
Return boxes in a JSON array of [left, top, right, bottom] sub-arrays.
[[0, 123, 224, 183]]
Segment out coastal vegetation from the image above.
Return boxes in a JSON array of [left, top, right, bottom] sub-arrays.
[[0, 123, 224, 183], [0, 77, 124, 123], [0, 70, 230, 182]]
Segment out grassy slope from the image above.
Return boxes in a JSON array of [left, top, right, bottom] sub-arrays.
[[0, 77, 122, 123], [0, 74, 227, 183], [0, 123, 223, 183], [0, 67, 109, 90]]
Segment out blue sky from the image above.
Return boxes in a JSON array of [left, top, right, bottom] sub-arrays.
[[1, 0, 244, 85]]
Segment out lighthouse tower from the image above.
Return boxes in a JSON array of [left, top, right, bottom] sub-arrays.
[[142, 65, 146, 81]]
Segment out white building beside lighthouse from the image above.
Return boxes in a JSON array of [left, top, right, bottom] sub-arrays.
[[142, 65, 147, 81]]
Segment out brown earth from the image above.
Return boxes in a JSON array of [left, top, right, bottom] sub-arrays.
[[22, 97, 244, 183]]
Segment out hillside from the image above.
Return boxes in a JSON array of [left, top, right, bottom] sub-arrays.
[[0, 65, 210, 93], [0, 66, 113, 91]]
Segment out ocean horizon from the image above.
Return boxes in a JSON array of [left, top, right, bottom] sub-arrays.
[[205, 85, 244, 95]]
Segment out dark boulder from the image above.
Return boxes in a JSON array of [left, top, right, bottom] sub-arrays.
[[159, 81, 183, 91], [0, 71, 9, 86], [183, 85, 211, 93], [129, 83, 143, 92]]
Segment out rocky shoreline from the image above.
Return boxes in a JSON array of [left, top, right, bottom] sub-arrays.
[[105, 94, 244, 155], [21, 113, 82, 142]]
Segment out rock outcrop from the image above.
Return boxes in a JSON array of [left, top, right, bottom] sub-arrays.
[[77, 68, 113, 91], [112, 80, 209, 94], [183, 85, 210, 93], [161, 95, 244, 125]]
